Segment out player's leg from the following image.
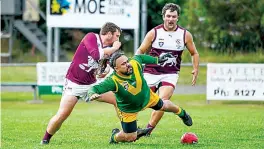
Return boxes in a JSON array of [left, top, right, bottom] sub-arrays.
[[110, 122, 138, 143], [159, 99, 192, 126], [41, 95, 78, 144], [41, 79, 87, 144], [109, 108, 151, 143], [145, 73, 179, 134], [110, 125, 152, 143], [110, 109, 138, 143], [147, 85, 174, 130], [148, 90, 192, 126]]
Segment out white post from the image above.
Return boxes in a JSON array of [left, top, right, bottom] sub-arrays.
[[8, 16, 14, 63], [47, 27, 53, 62], [141, 0, 147, 42], [54, 28, 60, 62], [134, 28, 139, 53]]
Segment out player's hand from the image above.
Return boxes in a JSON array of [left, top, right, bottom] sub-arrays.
[[97, 59, 109, 76], [89, 94, 101, 101], [112, 41, 121, 51], [97, 65, 110, 78], [191, 69, 198, 86]]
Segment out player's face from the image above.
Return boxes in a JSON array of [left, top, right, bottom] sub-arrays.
[[163, 10, 178, 31], [115, 55, 133, 76], [108, 29, 121, 44]]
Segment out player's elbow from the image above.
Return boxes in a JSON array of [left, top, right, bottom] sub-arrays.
[[90, 50, 100, 61], [135, 49, 143, 55], [191, 51, 199, 57]]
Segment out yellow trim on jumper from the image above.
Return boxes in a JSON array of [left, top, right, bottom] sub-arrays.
[[111, 60, 142, 95]]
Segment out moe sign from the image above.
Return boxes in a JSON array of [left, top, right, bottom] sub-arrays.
[[47, 0, 139, 29]]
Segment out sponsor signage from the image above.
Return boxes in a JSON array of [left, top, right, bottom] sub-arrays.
[[47, 0, 139, 29], [207, 63, 264, 101], [37, 62, 70, 95]]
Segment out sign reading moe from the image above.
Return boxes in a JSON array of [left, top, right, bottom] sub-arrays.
[[47, 0, 139, 29]]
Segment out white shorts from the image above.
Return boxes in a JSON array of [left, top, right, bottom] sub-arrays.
[[63, 79, 93, 101], [143, 73, 179, 88]]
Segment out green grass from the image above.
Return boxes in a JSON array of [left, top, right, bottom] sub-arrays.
[[1, 66, 37, 82], [1, 92, 264, 149], [0, 66, 207, 85]]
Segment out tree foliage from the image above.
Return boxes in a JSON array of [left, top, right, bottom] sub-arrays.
[[203, 0, 264, 52], [146, 0, 264, 53], [37, 0, 263, 53]]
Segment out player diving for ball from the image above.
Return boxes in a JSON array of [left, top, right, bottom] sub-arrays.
[[87, 51, 193, 143]]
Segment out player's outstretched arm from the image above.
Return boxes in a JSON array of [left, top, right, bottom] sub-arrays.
[[87, 78, 116, 102], [185, 31, 199, 86], [133, 53, 173, 66], [133, 54, 157, 64]]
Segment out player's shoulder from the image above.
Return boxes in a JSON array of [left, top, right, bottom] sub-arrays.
[[147, 24, 163, 34], [83, 32, 97, 39], [130, 57, 143, 68], [153, 24, 164, 30], [177, 26, 192, 35], [86, 32, 96, 36], [177, 25, 187, 30], [104, 74, 116, 82], [130, 56, 139, 63], [81, 32, 98, 43]]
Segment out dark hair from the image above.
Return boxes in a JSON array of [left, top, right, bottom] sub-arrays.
[[109, 50, 124, 68], [162, 3, 181, 17], [100, 22, 122, 35]]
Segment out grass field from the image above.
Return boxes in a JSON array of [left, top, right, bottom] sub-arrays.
[[1, 92, 264, 149]]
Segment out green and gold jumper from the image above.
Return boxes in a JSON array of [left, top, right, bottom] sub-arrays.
[[88, 55, 159, 113]]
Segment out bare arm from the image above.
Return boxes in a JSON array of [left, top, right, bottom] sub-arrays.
[[135, 29, 155, 55], [83, 33, 121, 60], [102, 41, 121, 58], [185, 31, 199, 86]]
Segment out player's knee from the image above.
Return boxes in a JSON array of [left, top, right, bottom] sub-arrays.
[[160, 100, 170, 111], [124, 133, 137, 142], [161, 98, 170, 101], [56, 110, 71, 122]]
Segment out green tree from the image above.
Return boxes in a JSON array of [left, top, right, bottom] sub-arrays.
[[204, 0, 264, 53]]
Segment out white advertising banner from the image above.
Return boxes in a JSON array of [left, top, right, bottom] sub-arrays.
[[47, 0, 139, 29], [37, 62, 70, 85], [207, 63, 264, 101]]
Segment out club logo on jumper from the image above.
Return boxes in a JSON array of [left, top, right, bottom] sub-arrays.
[[158, 38, 164, 47], [50, 0, 71, 15], [122, 81, 129, 90], [79, 56, 98, 72], [159, 52, 177, 67], [175, 39, 182, 49]]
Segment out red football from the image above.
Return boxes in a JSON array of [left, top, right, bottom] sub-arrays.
[[180, 132, 198, 144]]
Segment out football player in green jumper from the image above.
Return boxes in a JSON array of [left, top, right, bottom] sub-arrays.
[[87, 51, 192, 143]]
